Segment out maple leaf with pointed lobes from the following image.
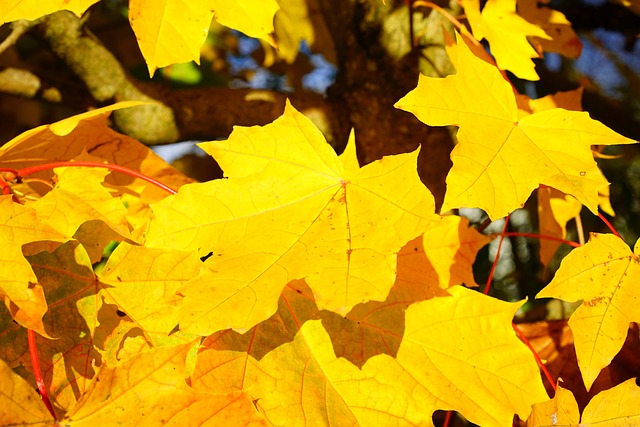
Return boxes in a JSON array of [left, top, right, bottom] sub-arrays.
[[538, 233, 640, 391], [192, 287, 547, 427], [396, 32, 636, 221], [146, 101, 439, 335]]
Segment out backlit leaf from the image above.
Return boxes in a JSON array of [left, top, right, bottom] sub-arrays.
[[31, 167, 132, 240], [146, 101, 438, 334], [537, 187, 582, 268], [201, 287, 545, 426], [396, 33, 636, 220], [537, 233, 640, 390], [580, 377, 640, 425]]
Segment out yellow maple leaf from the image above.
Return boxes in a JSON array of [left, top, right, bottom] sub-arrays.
[[0, 196, 68, 334], [193, 287, 547, 426], [528, 378, 640, 426], [130, 0, 279, 75], [579, 377, 640, 425], [460, 0, 551, 80], [396, 33, 636, 220], [0, 0, 99, 23], [537, 233, 640, 390], [146, 101, 438, 334]]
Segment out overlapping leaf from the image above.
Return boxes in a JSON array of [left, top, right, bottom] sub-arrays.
[[61, 343, 268, 426], [396, 33, 636, 220], [193, 287, 547, 426], [30, 167, 132, 240], [0, 196, 68, 334], [0, 242, 100, 410], [0, 102, 192, 203], [98, 242, 203, 345], [527, 382, 581, 426], [421, 215, 493, 288], [146, 101, 438, 334], [538, 233, 640, 390], [537, 187, 582, 267]]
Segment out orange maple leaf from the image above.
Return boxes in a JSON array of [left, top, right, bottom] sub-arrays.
[[0, 242, 99, 410], [396, 33, 636, 220], [537, 233, 640, 390], [0, 196, 68, 334], [0, 102, 192, 203], [518, 0, 582, 59]]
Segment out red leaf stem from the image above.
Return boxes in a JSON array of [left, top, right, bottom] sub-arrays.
[[598, 211, 621, 239], [27, 329, 57, 420], [512, 322, 556, 393], [17, 161, 177, 195], [442, 410, 453, 427]]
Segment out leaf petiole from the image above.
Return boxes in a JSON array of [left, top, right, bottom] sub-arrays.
[[27, 329, 57, 420], [15, 161, 178, 195]]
